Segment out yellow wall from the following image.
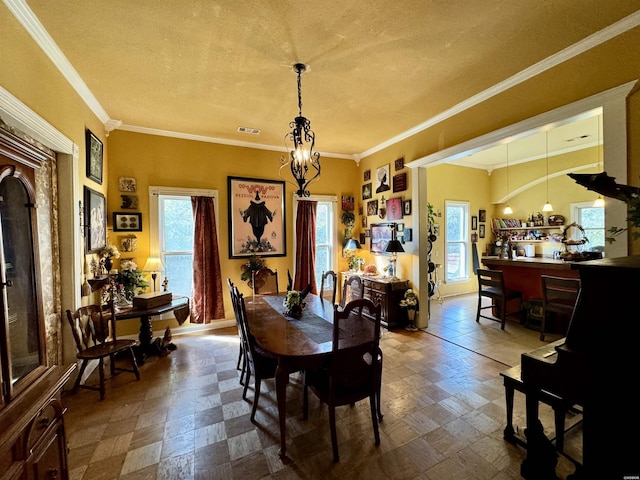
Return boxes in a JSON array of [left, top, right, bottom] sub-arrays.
[[2, 3, 640, 337]]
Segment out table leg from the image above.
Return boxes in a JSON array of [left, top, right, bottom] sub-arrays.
[[275, 364, 289, 460], [137, 315, 153, 363]]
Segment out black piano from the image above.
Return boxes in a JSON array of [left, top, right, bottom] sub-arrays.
[[520, 255, 640, 479]]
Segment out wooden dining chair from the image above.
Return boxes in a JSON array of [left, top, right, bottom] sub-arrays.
[[252, 267, 279, 295], [233, 285, 279, 422], [66, 302, 140, 400], [227, 278, 246, 385], [303, 298, 383, 462], [319, 270, 338, 305], [339, 274, 364, 308], [540, 275, 581, 341], [476, 268, 523, 330]]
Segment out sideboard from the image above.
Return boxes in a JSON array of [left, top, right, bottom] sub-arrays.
[[341, 272, 409, 329]]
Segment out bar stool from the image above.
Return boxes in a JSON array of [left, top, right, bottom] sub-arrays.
[[476, 268, 523, 330], [540, 275, 581, 341]]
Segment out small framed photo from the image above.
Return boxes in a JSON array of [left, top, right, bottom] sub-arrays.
[[472, 216, 478, 231], [364, 169, 371, 181], [120, 194, 138, 209], [362, 183, 372, 200], [471, 233, 478, 243], [113, 212, 142, 232], [85, 129, 103, 184], [365, 229, 371, 238], [479, 224, 486, 238], [404, 228, 413, 242], [396, 223, 404, 232], [367, 200, 378, 216], [394, 157, 405, 171], [119, 177, 137, 192], [360, 233, 366, 245], [479, 209, 487, 223], [403, 199, 412, 216], [362, 216, 367, 228]]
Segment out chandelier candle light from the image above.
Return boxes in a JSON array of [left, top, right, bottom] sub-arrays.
[[280, 63, 321, 197]]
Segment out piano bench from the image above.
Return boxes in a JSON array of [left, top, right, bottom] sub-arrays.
[[500, 365, 581, 453]]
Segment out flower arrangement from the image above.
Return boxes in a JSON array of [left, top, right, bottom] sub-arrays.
[[283, 289, 305, 318], [117, 259, 150, 300], [240, 254, 265, 282], [100, 244, 121, 259]]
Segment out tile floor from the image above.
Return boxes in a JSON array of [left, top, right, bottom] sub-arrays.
[[63, 293, 582, 479]]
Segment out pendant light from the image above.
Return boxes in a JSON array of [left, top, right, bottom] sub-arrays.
[[279, 63, 321, 197], [542, 131, 553, 212], [503, 143, 513, 215]]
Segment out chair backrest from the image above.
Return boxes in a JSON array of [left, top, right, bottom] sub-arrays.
[[477, 268, 506, 297], [66, 303, 116, 354], [330, 298, 382, 395], [340, 275, 363, 307], [252, 267, 279, 295], [233, 286, 260, 367], [320, 270, 338, 305], [541, 275, 581, 312]]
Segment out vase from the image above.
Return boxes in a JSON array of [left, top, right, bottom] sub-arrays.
[[103, 256, 113, 274], [285, 304, 304, 319]]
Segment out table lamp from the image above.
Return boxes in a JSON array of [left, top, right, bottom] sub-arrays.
[[143, 257, 164, 291], [384, 237, 404, 278], [344, 238, 362, 271]]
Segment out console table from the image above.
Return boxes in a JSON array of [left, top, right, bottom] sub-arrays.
[[341, 273, 409, 329]]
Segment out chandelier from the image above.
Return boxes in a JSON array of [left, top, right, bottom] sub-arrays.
[[280, 63, 320, 197]]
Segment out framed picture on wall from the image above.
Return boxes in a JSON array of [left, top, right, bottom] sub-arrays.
[[375, 164, 391, 193], [386, 197, 403, 221], [403, 199, 412, 215], [113, 212, 142, 232], [85, 129, 103, 184], [479, 209, 487, 223], [227, 176, 286, 258], [472, 216, 478, 230], [84, 186, 106, 253], [479, 224, 486, 238], [362, 183, 372, 200]]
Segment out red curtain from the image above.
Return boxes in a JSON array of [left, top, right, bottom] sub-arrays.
[[191, 196, 225, 323], [294, 200, 317, 293]]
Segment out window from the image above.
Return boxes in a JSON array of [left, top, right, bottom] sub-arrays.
[[572, 202, 604, 251], [149, 186, 218, 297], [445, 201, 470, 282], [293, 196, 337, 288]]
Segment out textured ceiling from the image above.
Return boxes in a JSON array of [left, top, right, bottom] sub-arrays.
[[22, 1, 640, 161]]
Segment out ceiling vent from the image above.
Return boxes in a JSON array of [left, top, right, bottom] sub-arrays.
[[238, 127, 261, 135]]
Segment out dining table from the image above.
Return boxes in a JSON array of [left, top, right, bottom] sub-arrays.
[[245, 292, 335, 460]]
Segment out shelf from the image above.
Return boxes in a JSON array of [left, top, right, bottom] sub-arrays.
[[494, 225, 565, 231], [509, 239, 563, 243]]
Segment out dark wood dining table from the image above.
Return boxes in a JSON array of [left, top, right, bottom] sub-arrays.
[[245, 292, 335, 459]]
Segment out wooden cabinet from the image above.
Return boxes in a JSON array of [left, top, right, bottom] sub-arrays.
[[0, 129, 74, 480], [341, 273, 409, 329]]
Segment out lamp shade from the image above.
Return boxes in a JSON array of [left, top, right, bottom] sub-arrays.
[[143, 257, 164, 272], [344, 238, 361, 250], [385, 239, 405, 253]]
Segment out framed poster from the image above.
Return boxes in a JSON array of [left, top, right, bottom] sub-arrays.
[[375, 164, 391, 193], [113, 212, 142, 232], [392, 172, 407, 192], [386, 197, 403, 221], [228, 176, 286, 258], [85, 129, 103, 184], [84, 186, 106, 253]]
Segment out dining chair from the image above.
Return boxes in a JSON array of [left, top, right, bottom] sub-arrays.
[[339, 274, 363, 308], [227, 278, 246, 385], [540, 275, 581, 341], [233, 285, 279, 422], [476, 268, 523, 330], [66, 302, 140, 400], [303, 298, 382, 462], [252, 267, 279, 295], [319, 270, 338, 305]]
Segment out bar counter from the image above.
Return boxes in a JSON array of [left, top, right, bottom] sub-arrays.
[[481, 256, 579, 301]]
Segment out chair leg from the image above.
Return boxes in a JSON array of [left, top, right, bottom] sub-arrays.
[[540, 311, 548, 341], [500, 297, 507, 330], [98, 358, 106, 400], [243, 368, 251, 401], [251, 377, 261, 421], [73, 360, 89, 393], [302, 373, 309, 420], [129, 348, 141, 379], [329, 405, 339, 462], [476, 294, 482, 323], [369, 394, 381, 445]]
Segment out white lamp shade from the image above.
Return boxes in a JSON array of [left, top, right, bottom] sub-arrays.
[[143, 257, 164, 272]]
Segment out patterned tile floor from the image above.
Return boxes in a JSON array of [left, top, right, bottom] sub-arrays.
[[63, 294, 582, 479]]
